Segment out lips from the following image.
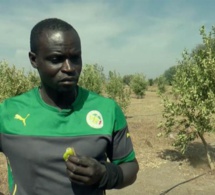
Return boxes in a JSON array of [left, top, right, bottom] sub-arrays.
[[59, 77, 78, 84], [60, 77, 78, 82]]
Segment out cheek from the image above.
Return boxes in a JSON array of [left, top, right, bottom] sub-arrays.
[[77, 65, 82, 74], [38, 68, 60, 84], [40, 65, 61, 77]]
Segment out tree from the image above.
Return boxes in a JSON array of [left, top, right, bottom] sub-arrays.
[[78, 64, 105, 94], [157, 75, 166, 94], [105, 71, 131, 113], [163, 66, 178, 85], [160, 26, 215, 170], [130, 73, 148, 98], [122, 74, 133, 86], [148, 78, 154, 86], [0, 61, 40, 102]]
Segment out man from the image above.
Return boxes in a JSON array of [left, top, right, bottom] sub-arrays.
[[0, 18, 139, 195]]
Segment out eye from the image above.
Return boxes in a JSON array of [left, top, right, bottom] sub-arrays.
[[69, 55, 81, 63], [48, 56, 64, 64]]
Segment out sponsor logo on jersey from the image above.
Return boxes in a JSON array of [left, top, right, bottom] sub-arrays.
[[86, 110, 103, 129], [14, 114, 30, 126]]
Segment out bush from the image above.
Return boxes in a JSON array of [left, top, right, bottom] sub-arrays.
[[0, 61, 40, 102], [78, 64, 105, 94], [157, 76, 166, 94], [122, 74, 133, 86], [130, 73, 148, 98], [105, 71, 131, 113]]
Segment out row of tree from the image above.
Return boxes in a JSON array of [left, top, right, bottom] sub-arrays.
[[0, 61, 148, 113]]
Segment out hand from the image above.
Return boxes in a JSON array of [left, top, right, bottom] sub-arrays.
[[65, 155, 106, 186]]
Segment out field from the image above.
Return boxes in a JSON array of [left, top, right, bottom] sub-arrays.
[[1, 87, 215, 195]]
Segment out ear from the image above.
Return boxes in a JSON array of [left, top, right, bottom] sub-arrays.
[[29, 52, 37, 69]]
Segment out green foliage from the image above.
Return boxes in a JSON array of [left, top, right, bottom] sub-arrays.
[[105, 71, 131, 113], [130, 73, 147, 98], [157, 76, 166, 94], [160, 26, 215, 169], [78, 64, 105, 94], [0, 61, 40, 102], [163, 66, 178, 85], [122, 74, 133, 86], [148, 78, 154, 86]]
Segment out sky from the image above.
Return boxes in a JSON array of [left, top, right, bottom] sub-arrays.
[[0, 0, 215, 79]]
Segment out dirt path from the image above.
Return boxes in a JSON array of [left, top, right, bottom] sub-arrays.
[[107, 161, 215, 195]]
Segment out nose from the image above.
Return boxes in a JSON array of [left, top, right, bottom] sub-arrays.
[[61, 59, 74, 72]]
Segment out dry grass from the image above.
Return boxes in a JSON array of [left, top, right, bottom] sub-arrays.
[[126, 88, 171, 170]]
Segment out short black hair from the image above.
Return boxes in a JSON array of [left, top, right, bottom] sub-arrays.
[[30, 18, 76, 53]]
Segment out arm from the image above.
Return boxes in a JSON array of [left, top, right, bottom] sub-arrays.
[[117, 158, 139, 189], [111, 102, 139, 189], [66, 156, 139, 189]]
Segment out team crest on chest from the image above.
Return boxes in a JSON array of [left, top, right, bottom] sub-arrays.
[[86, 110, 103, 129]]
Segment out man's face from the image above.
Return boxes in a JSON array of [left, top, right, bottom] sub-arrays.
[[32, 29, 82, 93]]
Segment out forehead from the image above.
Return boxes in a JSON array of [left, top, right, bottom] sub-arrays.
[[38, 29, 81, 48]]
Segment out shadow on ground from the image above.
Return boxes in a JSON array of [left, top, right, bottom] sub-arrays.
[[158, 142, 215, 168]]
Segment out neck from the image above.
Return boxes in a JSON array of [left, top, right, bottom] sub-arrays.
[[39, 86, 78, 109]]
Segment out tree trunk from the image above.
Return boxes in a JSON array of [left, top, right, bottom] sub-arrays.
[[198, 132, 214, 170]]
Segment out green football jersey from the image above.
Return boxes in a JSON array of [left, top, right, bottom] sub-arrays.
[[0, 86, 135, 195]]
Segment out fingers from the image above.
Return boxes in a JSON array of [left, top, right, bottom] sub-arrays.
[[66, 169, 93, 185], [68, 156, 96, 167], [65, 156, 106, 186], [66, 159, 95, 186], [66, 161, 94, 177]]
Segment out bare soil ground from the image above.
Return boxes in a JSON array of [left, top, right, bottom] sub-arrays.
[[1, 87, 215, 195]]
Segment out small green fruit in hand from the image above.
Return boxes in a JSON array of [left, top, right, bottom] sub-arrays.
[[63, 147, 76, 161]]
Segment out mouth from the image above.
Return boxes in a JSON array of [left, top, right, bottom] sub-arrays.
[[59, 77, 78, 84]]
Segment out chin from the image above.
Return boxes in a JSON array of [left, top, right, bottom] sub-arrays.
[[57, 85, 77, 93]]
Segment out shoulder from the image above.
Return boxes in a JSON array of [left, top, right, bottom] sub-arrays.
[[79, 86, 117, 107], [0, 88, 37, 109]]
